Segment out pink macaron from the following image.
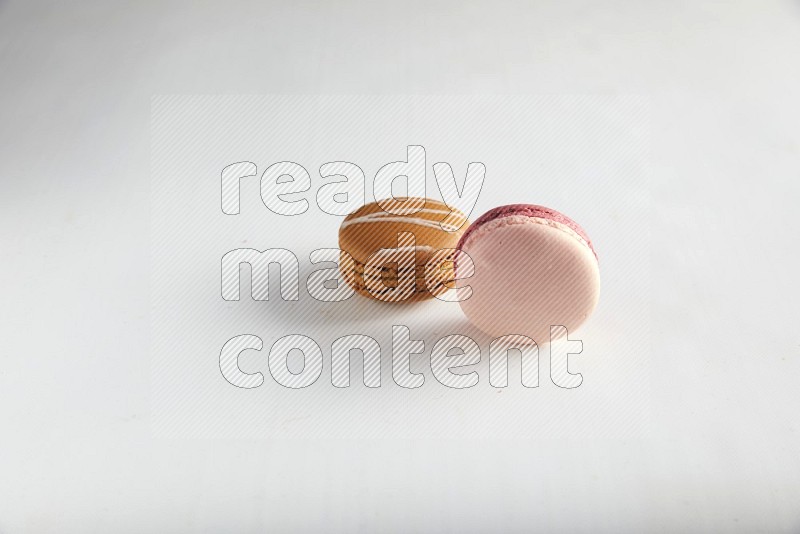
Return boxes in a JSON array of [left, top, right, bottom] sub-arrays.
[[456, 204, 600, 344]]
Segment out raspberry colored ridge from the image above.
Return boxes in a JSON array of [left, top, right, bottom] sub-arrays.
[[457, 204, 598, 260]]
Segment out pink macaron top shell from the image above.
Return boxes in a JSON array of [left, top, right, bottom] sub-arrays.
[[458, 204, 597, 260], [455, 204, 600, 344]]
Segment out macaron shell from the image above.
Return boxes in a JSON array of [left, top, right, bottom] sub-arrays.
[[339, 198, 468, 264], [342, 248, 456, 301], [458, 203, 597, 259], [348, 275, 453, 302], [457, 214, 600, 343]]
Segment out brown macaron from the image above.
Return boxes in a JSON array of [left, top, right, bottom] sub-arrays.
[[338, 198, 469, 302]]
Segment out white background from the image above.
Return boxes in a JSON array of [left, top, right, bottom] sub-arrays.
[[1, 1, 799, 532], [150, 94, 650, 440]]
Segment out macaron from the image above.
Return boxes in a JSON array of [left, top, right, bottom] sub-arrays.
[[339, 198, 469, 302], [456, 204, 600, 343]]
